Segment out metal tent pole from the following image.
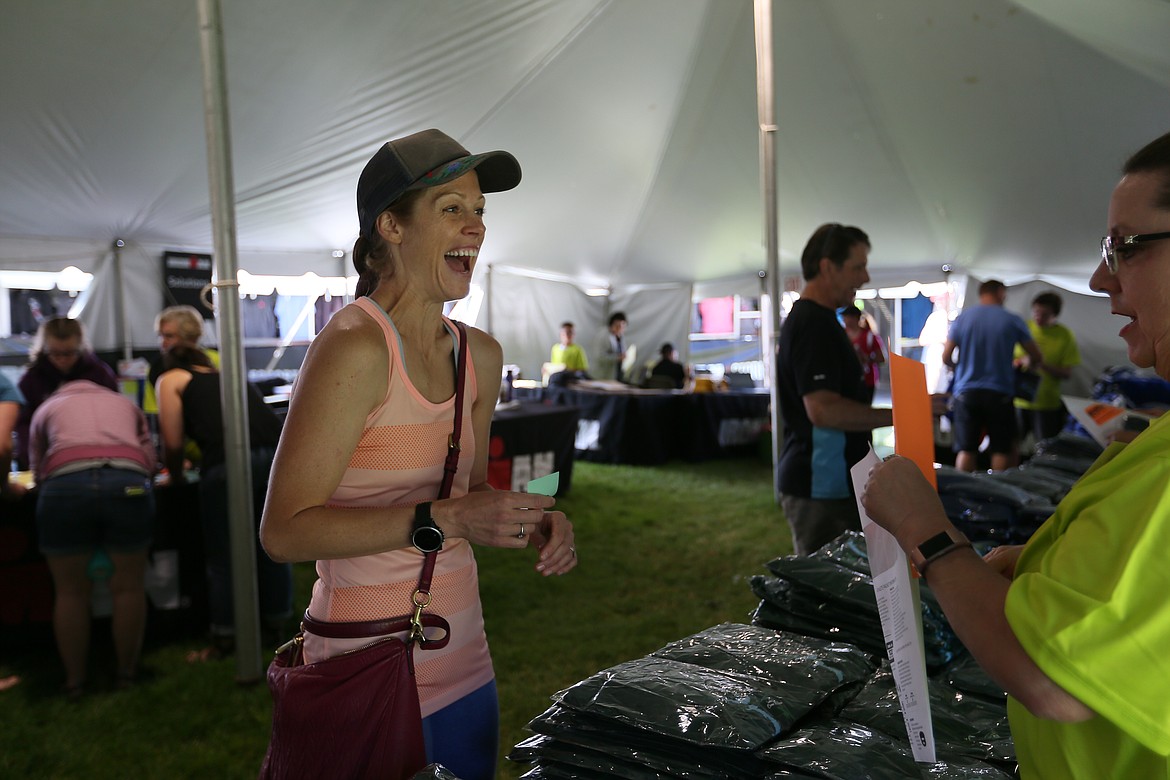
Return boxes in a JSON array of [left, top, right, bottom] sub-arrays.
[[754, 0, 782, 504], [111, 240, 132, 363], [196, 0, 262, 683]]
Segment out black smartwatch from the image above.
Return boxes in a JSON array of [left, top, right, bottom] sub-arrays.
[[411, 501, 444, 554], [909, 529, 970, 576]]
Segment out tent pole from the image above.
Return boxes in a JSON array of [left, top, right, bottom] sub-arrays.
[[485, 265, 493, 334], [754, 0, 782, 505], [111, 240, 132, 363], [196, 0, 262, 683]]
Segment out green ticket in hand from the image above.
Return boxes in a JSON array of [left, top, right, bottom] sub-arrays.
[[526, 472, 559, 496]]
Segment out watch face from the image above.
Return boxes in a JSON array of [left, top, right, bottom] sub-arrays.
[[918, 531, 956, 559], [413, 525, 443, 553]]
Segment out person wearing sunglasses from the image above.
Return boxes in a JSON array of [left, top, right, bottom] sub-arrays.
[[15, 317, 118, 470], [862, 130, 1170, 778]]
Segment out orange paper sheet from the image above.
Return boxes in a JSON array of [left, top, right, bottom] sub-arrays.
[[890, 353, 937, 489]]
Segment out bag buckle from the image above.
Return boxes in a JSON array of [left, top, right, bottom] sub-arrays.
[[409, 589, 432, 647], [274, 633, 304, 656]]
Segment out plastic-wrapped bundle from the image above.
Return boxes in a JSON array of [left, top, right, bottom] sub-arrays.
[[916, 763, 1017, 780], [938, 496, 1016, 546], [750, 543, 963, 671], [650, 624, 875, 707], [511, 624, 876, 778], [549, 626, 875, 752], [518, 703, 765, 779], [751, 568, 879, 633], [935, 467, 1057, 545], [1011, 505, 1054, 543], [757, 721, 1015, 779], [518, 764, 621, 780], [838, 667, 1015, 767], [1015, 464, 1079, 493], [510, 734, 677, 779], [410, 766, 462, 780], [1031, 431, 1102, 461], [750, 591, 871, 652], [935, 467, 1051, 510], [944, 652, 1006, 703], [551, 656, 821, 750], [804, 530, 871, 575], [989, 468, 1071, 503], [1023, 451, 1099, 476]]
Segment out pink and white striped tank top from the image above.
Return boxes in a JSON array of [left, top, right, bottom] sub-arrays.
[[302, 297, 493, 717]]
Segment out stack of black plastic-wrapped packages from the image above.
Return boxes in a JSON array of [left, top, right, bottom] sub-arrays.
[[936, 364, 1170, 547], [508, 531, 1016, 779], [750, 532, 963, 672], [936, 432, 1101, 546], [505, 397, 1152, 778]]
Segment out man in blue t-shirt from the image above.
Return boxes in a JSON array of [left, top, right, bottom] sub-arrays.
[[944, 279, 1045, 472]]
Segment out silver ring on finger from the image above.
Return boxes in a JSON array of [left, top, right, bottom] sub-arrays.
[[570, 545, 576, 557], [517, 522, 526, 540]]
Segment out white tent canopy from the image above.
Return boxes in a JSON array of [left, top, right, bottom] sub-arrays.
[[2, 0, 1168, 376]]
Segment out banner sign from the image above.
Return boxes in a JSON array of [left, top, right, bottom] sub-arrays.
[[162, 251, 214, 319]]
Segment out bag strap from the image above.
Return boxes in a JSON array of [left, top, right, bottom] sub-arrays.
[[408, 320, 469, 642], [300, 610, 450, 648], [438, 320, 469, 502]]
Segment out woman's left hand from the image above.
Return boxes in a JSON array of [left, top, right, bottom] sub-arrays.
[[527, 511, 577, 576], [861, 455, 948, 545]]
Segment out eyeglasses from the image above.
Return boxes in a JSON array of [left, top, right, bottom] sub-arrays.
[[47, 349, 80, 358], [1100, 232, 1170, 274]]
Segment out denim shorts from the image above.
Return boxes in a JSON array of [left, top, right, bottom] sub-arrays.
[[36, 467, 155, 556]]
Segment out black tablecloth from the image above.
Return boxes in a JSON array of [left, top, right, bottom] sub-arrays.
[[544, 386, 770, 465], [488, 402, 578, 495]]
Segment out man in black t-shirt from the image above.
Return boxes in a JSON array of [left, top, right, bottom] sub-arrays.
[[776, 224, 893, 555]]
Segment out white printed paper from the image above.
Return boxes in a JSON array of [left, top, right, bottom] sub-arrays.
[[1062, 395, 1152, 448], [850, 447, 936, 763]]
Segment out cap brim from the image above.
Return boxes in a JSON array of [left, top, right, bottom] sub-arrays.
[[412, 150, 522, 194]]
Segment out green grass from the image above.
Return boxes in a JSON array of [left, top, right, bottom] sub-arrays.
[[0, 457, 788, 779]]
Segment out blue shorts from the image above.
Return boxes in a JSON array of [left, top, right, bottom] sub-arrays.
[[36, 468, 154, 556]]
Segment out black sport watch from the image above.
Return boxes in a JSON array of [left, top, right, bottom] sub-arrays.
[[411, 502, 444, 554], [909, 529, 970, 576]]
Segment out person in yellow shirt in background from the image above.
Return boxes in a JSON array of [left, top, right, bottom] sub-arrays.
[[1014, 292, 1080, 444], [550, 321, 588, 373]]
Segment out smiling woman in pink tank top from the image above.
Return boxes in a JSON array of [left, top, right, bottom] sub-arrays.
[[260, 130, 577, 780]]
